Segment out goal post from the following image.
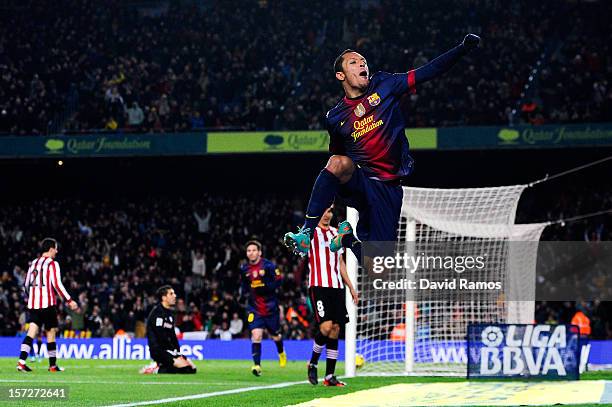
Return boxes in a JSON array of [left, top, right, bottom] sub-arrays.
[[404, 219, 416, 374], [344, 207, 359, 378], [345, 185, 548, 376]]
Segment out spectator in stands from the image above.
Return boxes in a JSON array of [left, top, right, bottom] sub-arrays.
[[99, 317, 115, 338], [193, 210, 211, 234], [191, 250, 206, 280], [126, 102, 144, 130], [214, 321, 233, 341], [1, 0, 609, 135], [1, 185, 610, 340], [229, 313, 244, 339]]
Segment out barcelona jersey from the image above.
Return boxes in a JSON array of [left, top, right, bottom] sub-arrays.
[[240, 258, 282, 317], [326, 71, 417, 181]]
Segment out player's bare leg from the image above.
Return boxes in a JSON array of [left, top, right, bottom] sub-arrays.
[[17, 323, 39, 372], [270, 333, 287, 367], [284, 155, 355, 256], [323, 324, 345, 386], [47, 328, 63, 372], [250, 328, 263, 376]]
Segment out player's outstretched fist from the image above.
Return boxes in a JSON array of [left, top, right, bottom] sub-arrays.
[[68, 301, 79, 311], [462, 34, 481, 51]]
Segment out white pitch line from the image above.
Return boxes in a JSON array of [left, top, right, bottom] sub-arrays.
[[0, 379, 230, 386], [103, 379, 310, 407]]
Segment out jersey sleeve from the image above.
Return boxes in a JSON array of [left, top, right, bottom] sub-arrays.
[[24, 260, 35, 291], [146, 308, 162, 350], [50, 261, 72, 302], [375, 71, 417, 96], [239, 266, 249, 298], [170, 327, 180, 351], [264, 262, 282, 289], [326, 113, 346, 155]]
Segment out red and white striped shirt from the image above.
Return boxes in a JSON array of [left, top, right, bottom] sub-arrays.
[[25, 256, 72, 309], [308, 226, 344, 289]]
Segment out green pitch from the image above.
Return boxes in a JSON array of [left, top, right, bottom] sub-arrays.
[[0, 358, 610, 406]]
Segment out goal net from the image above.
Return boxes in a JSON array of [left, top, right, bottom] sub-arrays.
[[345, 185, 548, 376]]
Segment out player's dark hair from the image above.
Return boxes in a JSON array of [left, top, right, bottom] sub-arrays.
[[334, 49, 357, 73], [245, 240, 262, 252], [40, 238, 58, 252], [157, 285, 173, 302]]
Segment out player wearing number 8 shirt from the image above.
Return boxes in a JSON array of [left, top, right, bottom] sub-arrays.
[[307, 206, 359, 387], [17, 238, 79, 372]]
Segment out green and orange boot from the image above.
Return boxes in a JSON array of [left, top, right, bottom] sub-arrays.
[[283, 227, 311, 257], [330, 221, 354, 252]]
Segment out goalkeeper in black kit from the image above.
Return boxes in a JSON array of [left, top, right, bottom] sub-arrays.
[[141, 285, 196, 374]]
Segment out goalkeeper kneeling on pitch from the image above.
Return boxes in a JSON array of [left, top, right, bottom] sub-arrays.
[[141, 285, 196, 374]]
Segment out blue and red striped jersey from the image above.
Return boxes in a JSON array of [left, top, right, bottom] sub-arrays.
[[326, 71, 417, 181], [240, 258, 282, 317]]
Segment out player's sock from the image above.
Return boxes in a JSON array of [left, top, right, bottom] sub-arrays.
[[36, 338, 42, 358], [325, 338, 339, 377], [48, 342, 57, 367], [19, 336, 34, 363], [274, 339, 284, 354], [251, 342, 262, 366], [309, 332, 327, 365], [303, 169, 339, 232]]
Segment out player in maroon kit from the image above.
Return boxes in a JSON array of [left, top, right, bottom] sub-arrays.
[[284, 34, 481, 262], [240, 240, 287, 376]]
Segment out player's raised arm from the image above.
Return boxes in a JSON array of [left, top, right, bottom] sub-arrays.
[[50, 261, 78, 311], [412, 34, 481, 86]]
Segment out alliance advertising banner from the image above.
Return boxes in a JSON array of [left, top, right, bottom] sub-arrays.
[[0, 337, 342, 361]]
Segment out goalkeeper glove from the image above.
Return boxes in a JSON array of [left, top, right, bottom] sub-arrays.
[[462, 33, 481, 51]]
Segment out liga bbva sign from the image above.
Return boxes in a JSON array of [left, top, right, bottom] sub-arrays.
[[467, 324, 581, 380]]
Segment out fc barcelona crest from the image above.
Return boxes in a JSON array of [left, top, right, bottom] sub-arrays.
[[353, 103, 366, 117], [367, 93, 381, 107]]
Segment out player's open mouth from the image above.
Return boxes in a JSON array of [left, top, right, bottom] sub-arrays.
[[359, 70, 368, 77]]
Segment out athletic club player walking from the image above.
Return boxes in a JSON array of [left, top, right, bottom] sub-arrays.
[[17, 238, 79, 372]]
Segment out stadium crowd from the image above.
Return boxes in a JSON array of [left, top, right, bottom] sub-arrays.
[[0, 180, 611, 340], [0, 0, 610, 135], [0, 193, 312, 339]]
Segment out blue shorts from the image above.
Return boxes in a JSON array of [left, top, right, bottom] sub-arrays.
[[247, 311, 281, 335], [338, 166, 404, 242]]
